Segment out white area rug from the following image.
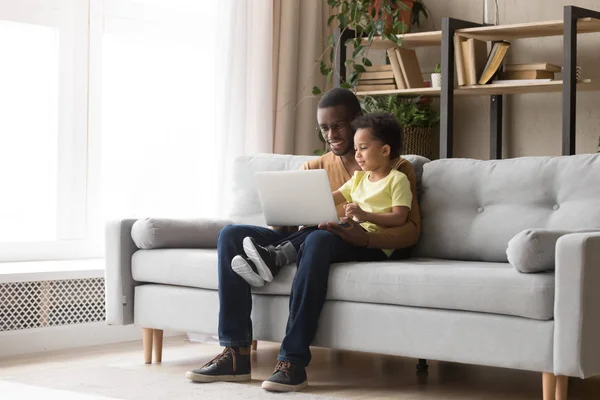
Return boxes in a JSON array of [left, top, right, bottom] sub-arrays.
[[1, 365, 346, 400]]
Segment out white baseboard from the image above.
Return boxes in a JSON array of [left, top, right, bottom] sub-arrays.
[[0, 322, 182, 358]]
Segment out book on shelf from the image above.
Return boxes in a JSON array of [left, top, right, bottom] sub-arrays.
[[358, 78, 396, 85], [504, 63, 561, 73], [478, 41, 511, 85], [501, 70, 555, 80], [364, 64, 393, 72], [454, 35, 466, 86], [386, 48, 406, 89], [355, 84, 397, 92], [463, 38, 488, 86], [490, 78, 552, 85], [395, 47, 424, 88], [360, 70, 394, 80]]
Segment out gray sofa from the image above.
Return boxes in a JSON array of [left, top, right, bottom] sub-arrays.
[[106, 152, 600, 399]]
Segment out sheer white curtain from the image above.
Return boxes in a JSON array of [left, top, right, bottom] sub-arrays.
[[95, 0, 274, 227], [213, 0, 274, 215]]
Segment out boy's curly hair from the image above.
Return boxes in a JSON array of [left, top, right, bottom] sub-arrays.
[[351, 112, 403, 159]]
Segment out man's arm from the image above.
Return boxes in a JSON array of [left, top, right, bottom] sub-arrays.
[[332, 190, 347, 206]]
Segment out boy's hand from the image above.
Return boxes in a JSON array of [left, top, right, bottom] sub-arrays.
[[344, 203, 366, 221]]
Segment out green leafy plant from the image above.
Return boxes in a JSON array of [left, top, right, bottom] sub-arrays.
[[597, 136, 600, 153], [313, 0, 430, 95], [361, 95, 439, 128], [433, 63, 441, 74]]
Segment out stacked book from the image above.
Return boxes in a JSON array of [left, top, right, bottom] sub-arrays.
[[356, 47, 425, 92], [494, 63, 561, 84], [355, 65, 397, 92]]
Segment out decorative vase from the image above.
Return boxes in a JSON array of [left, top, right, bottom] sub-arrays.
[[403, 127, 433, 159], [431, 72, 442, 88]]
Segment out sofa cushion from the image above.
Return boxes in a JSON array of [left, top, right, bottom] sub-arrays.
[[507, 228, 600, 273], [416, 154, 600, 262], [132, 250, 555, 320], [131, 218, 231, 250]]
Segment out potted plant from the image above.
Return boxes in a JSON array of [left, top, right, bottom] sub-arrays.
[[431, 63, 442, 88], [313, 0, 430, 95], [361, 95, 439, 158]]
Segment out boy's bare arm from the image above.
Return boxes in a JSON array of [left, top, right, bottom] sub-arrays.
[[345, 205, 409, 228]]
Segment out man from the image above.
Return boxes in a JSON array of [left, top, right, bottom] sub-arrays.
[[185, 88, 421, 392]]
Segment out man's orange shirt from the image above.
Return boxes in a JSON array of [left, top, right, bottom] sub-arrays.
[[301, 151, 421, 250]]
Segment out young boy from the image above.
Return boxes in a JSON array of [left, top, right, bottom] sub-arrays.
[[232, 112, 413, 287]]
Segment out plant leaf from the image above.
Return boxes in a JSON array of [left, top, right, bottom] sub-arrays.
[[312, 86, 322, 95], [320, 60, 328, 75], [354, 64, 366, 73], [340, 82, 352, 89], [352, 45, 364, 58], [362, 58, 372, 67], [327, 15, 336, 26]]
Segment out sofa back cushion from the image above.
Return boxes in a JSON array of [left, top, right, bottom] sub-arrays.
[[227, 153, 429, 226], [415, 153, 600, 262], [228, 154, 315, 225]]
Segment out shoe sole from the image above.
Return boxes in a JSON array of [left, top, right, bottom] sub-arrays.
[[261, 380, 308, 392], [231, 255, 265, 287], [243, 237, 274, 282], [185, 371, 251, 383]]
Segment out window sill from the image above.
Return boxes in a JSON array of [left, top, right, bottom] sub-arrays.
[[0, 258, 104, 283]]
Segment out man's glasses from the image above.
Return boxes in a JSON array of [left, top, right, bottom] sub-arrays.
[[318, 120, 348, 135]]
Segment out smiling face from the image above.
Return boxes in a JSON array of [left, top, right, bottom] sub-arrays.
[[353, 128, 390, 171], [317, 105, 355, 156]]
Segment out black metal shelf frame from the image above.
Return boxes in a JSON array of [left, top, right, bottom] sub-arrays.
[[335, 5, 600, 159]]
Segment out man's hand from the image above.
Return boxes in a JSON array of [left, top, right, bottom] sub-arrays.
[[344, 203, 367, 222], [318, 218, 369, 247]]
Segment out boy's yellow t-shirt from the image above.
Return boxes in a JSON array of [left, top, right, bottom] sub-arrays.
[[338, 169, 413, 256]]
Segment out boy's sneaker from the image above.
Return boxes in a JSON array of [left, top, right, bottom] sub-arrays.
[[242, 237, 295, 282], [185, 346, 251, 383], [261, 360, 308, 392], [231, 255, 265, 287]]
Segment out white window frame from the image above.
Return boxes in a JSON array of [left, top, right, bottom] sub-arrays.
[[0, 0, 100, 262]]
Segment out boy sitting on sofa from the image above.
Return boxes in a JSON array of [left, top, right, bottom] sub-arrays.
[[231, 112, 413, 287]]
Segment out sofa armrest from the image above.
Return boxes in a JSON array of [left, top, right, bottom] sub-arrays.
[[554, 232, 600, 378], [131, 218, 232, 249], [105, 219, 139, 326]]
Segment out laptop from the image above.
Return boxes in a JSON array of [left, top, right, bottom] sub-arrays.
[[254, 170, 339, 226]]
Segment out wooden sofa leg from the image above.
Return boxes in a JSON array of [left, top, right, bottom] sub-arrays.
[[556, 375, 569, 400], [142, 328, 153, 364], [251, 340, 258, 351], [543, 373, 569, 400], [153, 329, 164, 363]]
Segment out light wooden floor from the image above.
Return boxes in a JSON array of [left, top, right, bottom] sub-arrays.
[[1, 336, 599, 399]]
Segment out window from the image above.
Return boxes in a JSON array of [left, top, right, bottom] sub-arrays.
[[0, 0, 91, 261], [96, 0, 220, 223], [0, 0, 227, 263]]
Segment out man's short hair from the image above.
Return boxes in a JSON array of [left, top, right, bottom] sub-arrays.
[[317, 88, 362, 120], [351, 112, 403, 159]]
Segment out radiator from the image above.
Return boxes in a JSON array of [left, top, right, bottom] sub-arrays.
[[0, 278, 106, 332]]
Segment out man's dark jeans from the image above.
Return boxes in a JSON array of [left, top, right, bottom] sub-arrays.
[[217, 224, 409, 367]]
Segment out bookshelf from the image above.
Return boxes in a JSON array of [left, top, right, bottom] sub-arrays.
[[341, 5, 600, 159], [357, 79, 596, 97]]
